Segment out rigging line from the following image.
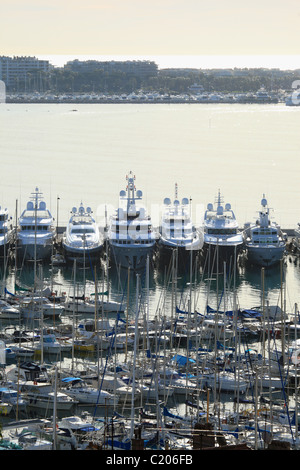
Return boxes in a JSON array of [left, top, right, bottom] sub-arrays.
[[92, 312, 123, 420], [267, 321, 295, 442], [153, 251, 174, 318]]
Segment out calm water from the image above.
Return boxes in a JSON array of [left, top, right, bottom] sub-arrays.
[[1, 102, 299, 227], [0, 102, 300, 318]]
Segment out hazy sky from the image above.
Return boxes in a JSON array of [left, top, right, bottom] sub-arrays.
[[1, 0, 300, 68]]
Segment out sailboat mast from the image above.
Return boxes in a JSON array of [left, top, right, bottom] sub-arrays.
[[14, 199, 18, 295], [34, 190, 37, 292], [130, 273, 140, 439]]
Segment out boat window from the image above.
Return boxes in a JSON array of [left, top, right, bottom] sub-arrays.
[[208, 228, 237, 235], [25, 371, 31, 380], [253, 239, 277, 245], [71, 228, 95, 234], [85, 324, 95, 332], [256, 228, 277, 235]]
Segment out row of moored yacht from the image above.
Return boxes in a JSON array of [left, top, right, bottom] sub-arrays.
[[0, 175, 290, 271]]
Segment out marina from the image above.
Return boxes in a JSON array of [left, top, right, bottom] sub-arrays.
[[0, 219, 300, 450], [3, 88, 297, 105], [0, 101, 299, 451]]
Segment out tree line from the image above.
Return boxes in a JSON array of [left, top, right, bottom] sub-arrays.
[[7, 67, 300, 94]]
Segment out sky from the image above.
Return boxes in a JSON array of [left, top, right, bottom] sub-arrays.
[[1, 0, 300, 69]]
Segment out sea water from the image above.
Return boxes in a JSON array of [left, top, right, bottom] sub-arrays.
[[0, 102, 299, 225]]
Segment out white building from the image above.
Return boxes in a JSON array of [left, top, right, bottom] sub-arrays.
[[0, 56, 52, 88]]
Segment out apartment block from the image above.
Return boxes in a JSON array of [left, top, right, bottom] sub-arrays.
[[0, 56, 52, 88]]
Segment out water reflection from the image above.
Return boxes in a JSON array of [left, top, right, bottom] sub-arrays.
[[0, 255, 299, 319]]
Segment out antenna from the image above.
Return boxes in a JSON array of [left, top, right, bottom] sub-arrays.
[[30, 187, 43, 208], [215, 189, 224, 206]]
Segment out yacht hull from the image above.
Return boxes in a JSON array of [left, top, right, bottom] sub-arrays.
[[26, 394, 75, 411], [64, 388, 115, 405], [203, 242, 243, 271], [246, 245, 285, 267], [0, 236, 13, 258], [109, 242, 156, 270], [17, 240, 53, 262], [62, 242, 103, 264], [158, 241, 200, 270]]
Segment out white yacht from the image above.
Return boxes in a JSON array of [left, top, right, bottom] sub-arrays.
[[0, 299, 21, 320], [24, 389, 77, 411], [62, 203, 103, 264], [107, 172, 158, 270], [158, 185, 203, 266], [244, 196, 286, 267], [0, 387, 28, 411], [17, 188, 55, 262], [0, 206, 13, 258], [19, 296, 64, 320], [203, 191, 243, 268], [62, 378, 116, 406]]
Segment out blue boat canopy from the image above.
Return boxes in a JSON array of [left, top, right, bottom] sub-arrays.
[[61, 377, 83, 383], [171, 354, 195, 365]]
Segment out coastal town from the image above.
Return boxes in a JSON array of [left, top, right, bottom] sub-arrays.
[[1, 55, 299, 105]]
